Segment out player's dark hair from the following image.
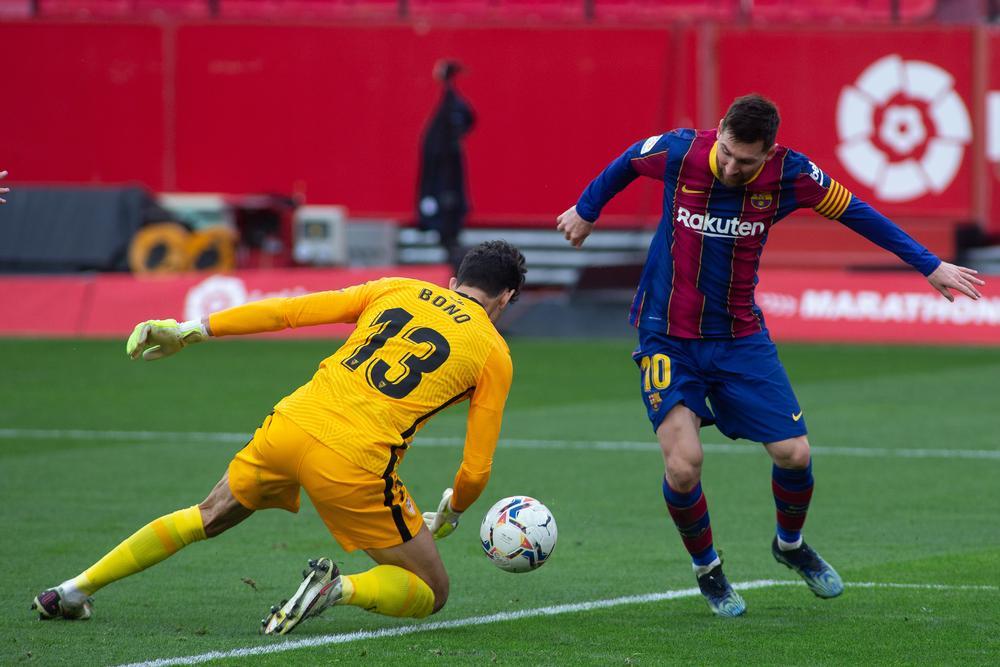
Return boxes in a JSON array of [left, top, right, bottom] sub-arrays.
[[456, 240, 527, 302], [721, 94, 781, 149]]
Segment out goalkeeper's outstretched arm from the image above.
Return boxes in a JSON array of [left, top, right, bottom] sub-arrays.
[[126, 283, 381, 361], [208, 284, 377, 336]]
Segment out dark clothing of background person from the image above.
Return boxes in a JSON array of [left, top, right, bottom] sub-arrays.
[[417, 68, 475, 272]]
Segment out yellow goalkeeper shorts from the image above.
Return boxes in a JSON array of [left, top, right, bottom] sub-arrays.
[[227, 410, 425, 552]]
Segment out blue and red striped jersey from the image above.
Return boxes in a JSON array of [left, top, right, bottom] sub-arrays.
[[576, 128, 941, 339]]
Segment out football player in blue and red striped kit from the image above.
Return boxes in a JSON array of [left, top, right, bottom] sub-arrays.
[[557, 94, 984, 617]]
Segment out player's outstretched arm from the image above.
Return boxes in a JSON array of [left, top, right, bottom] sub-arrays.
[[126, 319, 208, 361], [1, 170, 9, 204], [926, 262, 985, 302], [422, 488, 462, 540], [556, 205, 595, 248]]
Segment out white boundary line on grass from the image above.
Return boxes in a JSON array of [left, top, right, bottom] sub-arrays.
[[116, 580, 998, 667], [2, 428, 999, 460]]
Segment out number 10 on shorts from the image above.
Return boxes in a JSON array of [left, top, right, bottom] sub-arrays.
[[640, 354, 671, 391]]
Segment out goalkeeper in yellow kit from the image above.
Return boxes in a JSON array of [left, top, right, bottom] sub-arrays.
[[31, 240, 526, 635]]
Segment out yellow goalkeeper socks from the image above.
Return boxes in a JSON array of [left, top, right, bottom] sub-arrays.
[[340, 565, 434, 618], [67, 505, 207, 596]]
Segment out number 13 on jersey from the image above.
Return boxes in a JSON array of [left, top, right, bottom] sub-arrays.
[[342, 307, 451, 399]]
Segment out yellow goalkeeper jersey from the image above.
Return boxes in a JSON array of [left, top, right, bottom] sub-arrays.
[[208, 277, 513, 512]]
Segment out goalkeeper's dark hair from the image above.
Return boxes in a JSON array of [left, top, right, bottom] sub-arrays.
[[456, 240, 527, 303], [721, 93, 781, 149]]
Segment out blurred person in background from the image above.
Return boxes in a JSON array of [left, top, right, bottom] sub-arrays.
[[557, 93, 984, 618], [1, 170, 9, 204], [417, 59, 476, 273]]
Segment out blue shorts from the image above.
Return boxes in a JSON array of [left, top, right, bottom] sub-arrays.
[[633, 329, 807, 443]]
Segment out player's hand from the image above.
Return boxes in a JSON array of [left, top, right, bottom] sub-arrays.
[[126, 319, 207, 361], [556, 206, 595, 248], [422, 488, 462, 540], [0, 170, 9, 204], [926, 262, 985, 302]]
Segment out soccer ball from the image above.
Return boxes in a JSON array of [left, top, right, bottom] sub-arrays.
[[479, 496, 557, 573]]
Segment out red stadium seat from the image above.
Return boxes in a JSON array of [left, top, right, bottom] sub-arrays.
[[933, 0, 987, 22], [133, 1, 213, 18], [748, 0, 937, 23], [407, 0, 489, 21], [37, 0, 134, 18], [748, 0, 865, 23], [592, 0, 741, 23], [0, 0, 32, 18], [408, 0, 585, 23], [870, 0, 938, 21], [38, 0, 214, 18], [219, 0, 401, 20]]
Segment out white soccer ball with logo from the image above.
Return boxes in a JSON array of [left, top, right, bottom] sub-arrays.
[[479, 496, 557, 573]]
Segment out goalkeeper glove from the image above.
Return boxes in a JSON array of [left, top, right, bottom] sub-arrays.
[[126, 319, 208, 361], [422, 488, 462, 540]]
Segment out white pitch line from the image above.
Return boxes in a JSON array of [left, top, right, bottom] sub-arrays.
[[115, 580, 998, 667], [846, 582, 1000, 591], [0, 428, 247, 444], [2, 428, 999, 460]]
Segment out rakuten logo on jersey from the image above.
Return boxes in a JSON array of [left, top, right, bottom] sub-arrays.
[[676, 207, 765, 238]]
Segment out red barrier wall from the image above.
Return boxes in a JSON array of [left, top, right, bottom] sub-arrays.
[[716, 26, 975, 220], [4, 22, 692, 221], [173, 24, 693, 220], [757, 270, 1000, 345], [1, 268, 996, 344], [2, 20, 997, 231], [0, 265, 452, 338], [988, 31, 1000, 232], [3, 22, 167, 186]]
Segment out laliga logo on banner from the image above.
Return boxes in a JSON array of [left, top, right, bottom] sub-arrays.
[[184, 275, 248, 321], [184, 275, 311, 321], [835, 54, 971, 202]]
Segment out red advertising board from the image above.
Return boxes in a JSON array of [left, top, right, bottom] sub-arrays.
[[988, 29, 1000, 235], [1, 268, 995, 345], [0, 266, 451, 338], [757, 269, 1000, 345], [717, 27, 975, 221]]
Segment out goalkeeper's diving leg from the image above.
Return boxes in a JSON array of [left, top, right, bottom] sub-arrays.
[[31, 473, 253, 620], [260, 526, 446, 636], [257, 422, 450, 636]]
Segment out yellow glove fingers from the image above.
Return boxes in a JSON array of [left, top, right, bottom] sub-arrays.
[[434, 523, 456, 540], [125, 319, 204, 362], [437, 488, 454, 514], [126, 322, 151, 360], [422, 488, 460, 540]]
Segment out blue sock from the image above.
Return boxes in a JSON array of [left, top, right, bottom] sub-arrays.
[[772, 461, 814, 545], [663, 478, 718, 567]]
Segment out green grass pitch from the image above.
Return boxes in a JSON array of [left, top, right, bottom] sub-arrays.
[[2, 338, 998, 665]]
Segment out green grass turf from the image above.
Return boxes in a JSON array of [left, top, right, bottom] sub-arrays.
[[1, 338, 998, 665]]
